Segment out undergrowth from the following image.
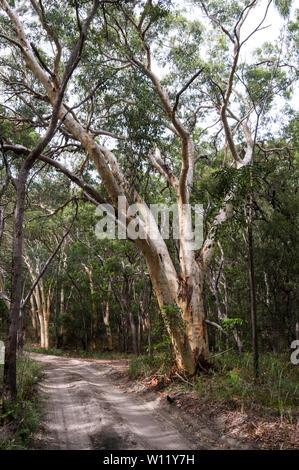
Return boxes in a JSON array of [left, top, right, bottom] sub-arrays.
[[25, 345, 132, 360], [129, 352, 173, 378], [0, 353, 44, 449], [129, 351, 298, 419]]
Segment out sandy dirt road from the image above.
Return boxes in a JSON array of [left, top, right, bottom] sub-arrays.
[[30, 353, 208, 451]]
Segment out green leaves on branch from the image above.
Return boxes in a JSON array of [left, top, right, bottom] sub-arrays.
[[274, 0, 292, 18]]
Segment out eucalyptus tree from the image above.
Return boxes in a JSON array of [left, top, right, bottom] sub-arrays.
[[0, 0, 296, 374]]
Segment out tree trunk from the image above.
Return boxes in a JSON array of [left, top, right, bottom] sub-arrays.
[[103, 281, 113, 351], [2, 176, 26, 403], [145, 251, 208, 374], [83, 265, 98, 349], [209, 265, 242, 354], [57, 286, 65, 348], [247, 169, 258, 378], [29, 295, 39, 342], [137, 312, 142, 355], [17, 307, 24, 351], [138, 282, 153, 357], [147, 309, 153, 357], [128, 308, 138, 355], [33, 287, 45, 348], [44, 317, 49, 349]]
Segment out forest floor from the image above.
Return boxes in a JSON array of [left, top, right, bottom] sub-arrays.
[[29, 352, 254, 450], [123, 374, 298, 450], [29, 352, 298, 450]]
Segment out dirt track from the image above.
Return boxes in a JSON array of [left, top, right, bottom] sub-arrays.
[[30, 353, 206, 450]]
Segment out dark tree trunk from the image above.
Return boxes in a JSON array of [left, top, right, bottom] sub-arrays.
[[3, 176, 26, 402], [128, 309, 138, 355]]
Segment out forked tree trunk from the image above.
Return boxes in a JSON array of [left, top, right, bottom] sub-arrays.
[[32, 282, 52, 349]]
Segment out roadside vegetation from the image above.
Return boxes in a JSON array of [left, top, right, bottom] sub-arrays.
[[129, 351, 298, 420], [25, 345, 131, 361], [0, 354, 43, 449]]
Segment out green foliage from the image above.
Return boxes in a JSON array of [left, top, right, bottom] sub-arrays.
[[129, 350, 298, 418], [129, 352, 173, 378], [0, 354, 44, 449], [196, 352, 299, 418], [162, 304, 184, 330], [221, 317, 243, 330], [274, 0, 292, 18], [24, 346, 131, 360]]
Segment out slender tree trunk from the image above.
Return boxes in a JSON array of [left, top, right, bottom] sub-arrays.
[[128, 308, 138, 355], [147, 309, 153, 357], [137, 312, 142, 355], [29, 295, 39, 342], [40, 282, 52, 349], [57, 286, 65, 348], [209, 266, 242, 354], [2, 176, 26, 402], [247, 169, 258, 378], [17, 307, 24, 351], [43, 297, 51, 349], [44, 320, 49, 348], [103, 281, 113, 351], [114, 280, 139, 355], [33, 287, 45, 348], [83, 265, 98, 349], [139, 282, 153, 357], [122, 315, 128, 353]]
